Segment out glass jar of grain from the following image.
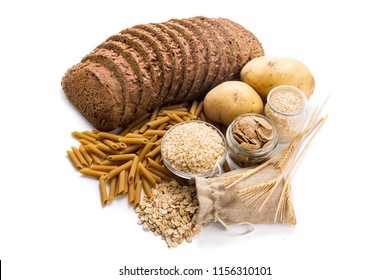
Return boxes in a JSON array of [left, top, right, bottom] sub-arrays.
[[264, 85, 307, 144], [226, 113, 278, 168]]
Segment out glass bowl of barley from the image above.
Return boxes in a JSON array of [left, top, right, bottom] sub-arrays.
[[161, 120, 227, 180]]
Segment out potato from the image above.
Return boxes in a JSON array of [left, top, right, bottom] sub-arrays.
[[204, 81, 263, 126], [240, 56, 315, 101]]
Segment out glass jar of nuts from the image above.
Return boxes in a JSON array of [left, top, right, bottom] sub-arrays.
[[264, 85, 308, 144], [226, 113, 278, 168]]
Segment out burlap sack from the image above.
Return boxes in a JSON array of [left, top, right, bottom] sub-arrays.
[[195, 165, 296, 231]]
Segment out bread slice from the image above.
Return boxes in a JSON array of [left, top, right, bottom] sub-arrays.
[[61, 62, 123, 131], [132, 23, 183, 105], [106, 33, 160, 118], [120, 28, 173, 109], [158, 22, 196, 103], [165, 20, 205, 102], [81, 48, 138, 126]]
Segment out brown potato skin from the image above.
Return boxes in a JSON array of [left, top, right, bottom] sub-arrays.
[[204, 81, 263, 126]]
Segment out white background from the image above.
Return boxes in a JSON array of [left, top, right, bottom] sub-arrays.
[[1, 0, 389, 279]]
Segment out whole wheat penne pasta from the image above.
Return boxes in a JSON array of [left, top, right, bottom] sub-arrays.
[[185, 112, 198, 120], [118, 142, 127, 149], [96, 143, 120, 155], [160, 110, 189, 117], [117, 170, 126, 195], [118, 137, 149, 145], [189, 100, 198, 115], [156, 123, 168, 130], [149, 106, 160, 122], [124, 169, 129, 194], [147, 158, 171, 176], [141, 177, 153, 198], [167, 113, 185, 123], [138, 135, 158, 162], [79, 145, 93, 167], [138, 163, 157, 186], [165, 124, 174, 130], [120, 144, 142, 155], [143, 130, 167, 137], [146, 145, 161, 159], [67, 150, 83, 170], [133, 180, 142, 209], [128, 156, 139, 183], [89, 152, 102, 165], [149, 171, 162, 183], [85, 144, 107, 159], [105, 159, 133, 180], [154, 154, 162, 163], [161, 103, 186, 110], [122, 133, 147, 138], [71, 131, 97, 143], [128, 181, 135, 205], [79, 169, 106, 178], [90, 165, 117, 172], [71, 146, 88, 167], [146, 116, 170, 127], [100, 160, 118, 166], [97, 132, 121, 141], [130, 118, 150, 133], [82, 130, 100, 140], [107, 154, 136, 161], [124, 113, 151, 131], [199, 112, 208, 122], [194, 101, 204, 117], [101, 139, 120, 150], [78, 138, 95, 146], [147, 167, 172, 181], [108, 176, 117, 201], [99, 177, 108, 207]]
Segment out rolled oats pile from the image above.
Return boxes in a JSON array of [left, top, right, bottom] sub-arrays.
[[136, 180, 201, 248]]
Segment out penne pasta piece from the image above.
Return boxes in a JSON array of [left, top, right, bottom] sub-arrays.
[[84, 144, 108, 159], [107, 154, 136, 161], [167, 113, 185, 123], [99, 177, 108, 207], [194, 100, 204, 117], [133, 180, 142, 209], [71, 131, 97, 143], [142, 177, 153, 198], [79, 169, 106, 178], [101, 139, 120, 150], [97, 132, 121, 141], [100, 160, 118, 166], [189, 100, 198, 115], [161, 103, 186, 110], [138, 162, 157, 186], [159, 110, 189, 117], [79, 145, 93, 167], [78, 138, 95, 146], [67, 150, 83, 170], [90, 165, 117, 172], [146, 116, 170, 128], [128, 181, 135, 205], [122, 133, 146, 138], [149, 106, 160, 122], [117, 170, 126, 195], [145, 145, 161, 159], [96, 143, 120, 155], [105, 159, 133, 180], [156, 123, 168, 130], [120, 144, 142, 154], [71, 146, 88, 167], [108, 176, 117, 201], [147, 158, 172, 176], [138, 135, 157, 162], [82, 130, 100, 140], [123, 113, 151, 131], [142, 130, 167, 137], [128, 156, 139, 183], [147, 167, 172, 182], [118, 137, 149, 145], [89, 152, 102, 165]]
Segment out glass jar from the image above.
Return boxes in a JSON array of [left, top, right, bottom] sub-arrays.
[[264, 85, 307, 144], [226, 113, 278, 168]]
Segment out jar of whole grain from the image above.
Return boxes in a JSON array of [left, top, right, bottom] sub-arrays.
[[226, 113, 278, 168], [264, 86, 307, 144]]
